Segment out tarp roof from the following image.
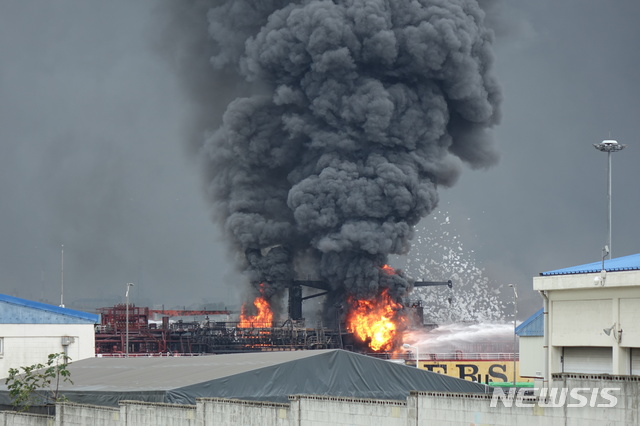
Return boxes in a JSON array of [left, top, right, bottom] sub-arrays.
[[540, 253, 640, 276], [0, 350, 490, 406], [0, 294, 99, 324]]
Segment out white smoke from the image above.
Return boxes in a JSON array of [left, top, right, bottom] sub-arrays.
[[403, 322, 515, 354]]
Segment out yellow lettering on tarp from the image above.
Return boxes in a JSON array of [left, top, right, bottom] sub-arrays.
[[417, 360, 529, 383]]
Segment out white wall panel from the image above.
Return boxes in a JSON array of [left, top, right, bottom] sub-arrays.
[[619, 298, 640, 347], [551, 300, 611, 346]]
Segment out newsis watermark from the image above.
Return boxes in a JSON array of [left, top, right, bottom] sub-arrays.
[[490, 387, 620, 408]]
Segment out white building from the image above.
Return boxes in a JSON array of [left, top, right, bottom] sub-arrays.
[[515, 307, 543, 380], [533, 253, 640, 383], [0, 294, 99, 378]]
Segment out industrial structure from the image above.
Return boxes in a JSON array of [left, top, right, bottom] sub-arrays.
[[94, 279, 451, 356], [95, 304, 346, 354]]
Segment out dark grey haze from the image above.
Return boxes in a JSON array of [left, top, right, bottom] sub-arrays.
[[1, 0, 639, 321], [190, 0, 501, 312]]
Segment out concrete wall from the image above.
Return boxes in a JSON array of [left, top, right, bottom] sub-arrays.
[[0, 324, 95, 379], [55, 401, 197, 426], [198, 397, 290, 426], [410, 391, 565, 426], [290, 395, 406, 426], [0, 411, 53, 426], [408, 374, 639, 425], [409, 390, 639, 426], [56, 403, 119, 426], [551, 373, 640, 423], [122, 401, 196, 426]]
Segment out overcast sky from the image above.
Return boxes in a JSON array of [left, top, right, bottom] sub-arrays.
[[0, 1, 638, 319]]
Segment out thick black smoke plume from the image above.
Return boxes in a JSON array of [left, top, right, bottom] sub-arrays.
[[181, 0, 501, 310]]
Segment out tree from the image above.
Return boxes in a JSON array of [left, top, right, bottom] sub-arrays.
[[4, 353, 73, 411]]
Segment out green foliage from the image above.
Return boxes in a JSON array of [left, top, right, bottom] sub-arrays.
[[4, 352, 73, 411]]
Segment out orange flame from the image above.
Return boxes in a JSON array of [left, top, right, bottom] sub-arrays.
[[381, 264, 396, 275], [346, 288, 406, 352], [238, 287, 273, 328]]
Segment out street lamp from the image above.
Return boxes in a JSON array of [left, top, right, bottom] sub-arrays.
[[593, 139, 627, 260], [402, 343, 419, 369], [59, 245, 65, 308], [508, 284, 518, 386], [125, 283, 134, 357]]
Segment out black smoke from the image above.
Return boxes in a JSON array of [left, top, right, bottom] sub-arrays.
[[173, 0, 501, 312]]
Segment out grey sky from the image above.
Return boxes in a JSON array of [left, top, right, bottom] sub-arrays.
[[0, 1, 638, 320], [0, 1, 237, 309]]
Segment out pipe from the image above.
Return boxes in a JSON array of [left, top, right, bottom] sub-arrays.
[[539, 290, 549, 389], [301, 291, 329, 301], [414, 280, 453, 288]]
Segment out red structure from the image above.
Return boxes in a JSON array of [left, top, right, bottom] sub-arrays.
[[148, 308, 230, 318], [98, 304, 150, 333], [94, 304, 342, 355]]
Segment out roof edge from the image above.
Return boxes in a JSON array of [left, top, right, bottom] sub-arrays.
[[0, 294, 99, 323], [540, 253, 640, 276]]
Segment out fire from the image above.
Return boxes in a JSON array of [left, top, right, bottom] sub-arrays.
[[346, 288, 406, 352], [238, 291, 273, 328], [381, 264, 395, 275]]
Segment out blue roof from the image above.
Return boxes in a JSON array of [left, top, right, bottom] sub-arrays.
[[0, 294, 99, 324], [515, 308, 544, 337], [540, 253, 640, 276]]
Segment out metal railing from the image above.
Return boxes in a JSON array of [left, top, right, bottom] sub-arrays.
[[368, 352, 519, 361]]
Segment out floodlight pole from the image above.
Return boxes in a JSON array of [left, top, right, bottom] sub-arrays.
[[509, 284, 518, 386], [125, 283, 134, 357], [593, 140, 627, 260]]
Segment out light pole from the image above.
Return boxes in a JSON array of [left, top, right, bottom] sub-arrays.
[[59, 245, 64, 308], [509, 284, 518, 386], [593, 140, 626, 260], [125, 283, 134, 357], [402, 343, 419, 369]]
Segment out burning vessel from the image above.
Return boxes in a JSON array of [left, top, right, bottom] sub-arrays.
[[94, 273, 450, 355]]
